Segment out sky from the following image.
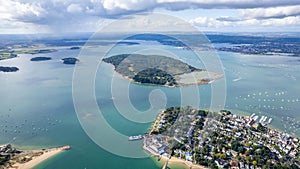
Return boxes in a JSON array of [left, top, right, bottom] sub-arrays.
[[0, 0, 300, 34]]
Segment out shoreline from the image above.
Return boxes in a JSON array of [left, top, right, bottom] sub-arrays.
[[5, 145, 70, 169], [143, 137, 207, 169], [227, 108, 300, 138], [143, 107, 300, 168], [113, 68, 223, 88], [158, 155, 208, 169]]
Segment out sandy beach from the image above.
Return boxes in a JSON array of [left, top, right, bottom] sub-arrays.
[[144, 143, 207, 169], [10, 146, 70, 169], [159, 155, 208, 169]]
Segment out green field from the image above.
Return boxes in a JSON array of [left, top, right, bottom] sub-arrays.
[[0, 49, 57, 61], [0, 52, 17, 60], [103, 54, 200, 77]]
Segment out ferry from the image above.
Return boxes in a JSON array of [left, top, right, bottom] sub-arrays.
[[128, 135, 143, 141]]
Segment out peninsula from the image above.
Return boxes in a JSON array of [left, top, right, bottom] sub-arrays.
[[144, 107, 300, 169], [103, 54, 223, 87], [0, 144, 70, 169]]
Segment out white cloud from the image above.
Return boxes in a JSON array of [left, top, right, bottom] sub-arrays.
[[157, 0, 300, 10], [259, 16, 300, 26], [0, 0, 47, 22], [190, 17, 230, 28], [1, 0, 300, 22], [189, 3, 300, 31], [241, 5, 300, 19], [0, 0, 300, 33], [67, 4, 83, 13], [98, 0, 300, 16], [103, 0, 156, 12], [190, 15, 300, 31]]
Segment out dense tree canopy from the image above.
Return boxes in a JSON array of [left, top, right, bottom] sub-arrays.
[[133, 68, 177, 86]]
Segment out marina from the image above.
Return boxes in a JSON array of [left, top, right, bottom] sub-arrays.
[[249, 113, 273, 126]]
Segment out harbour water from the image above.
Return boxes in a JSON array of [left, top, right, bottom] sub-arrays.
[[0, 41, 299, 168]]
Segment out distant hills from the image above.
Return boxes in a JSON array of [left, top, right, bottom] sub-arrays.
[[0, 33, 299, 57]]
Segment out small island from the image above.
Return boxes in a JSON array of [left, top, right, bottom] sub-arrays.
[[103, 54, 223, 87], [0, 144, 70, 169], [116, 41, 140, 45], [30, 57, 52, 61], [0, 66, 19, 72], [144, 107, 300, 169], [62, 57, 79, 65], [70, 47, 80, 50]]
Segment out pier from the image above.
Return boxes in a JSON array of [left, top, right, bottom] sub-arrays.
[[162, 159, 169, 169]]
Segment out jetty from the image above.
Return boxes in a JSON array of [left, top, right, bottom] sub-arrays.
[[162, 159, 169, 169]]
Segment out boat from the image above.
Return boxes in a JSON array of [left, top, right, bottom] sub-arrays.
[[268, 118, 273, 124], [128, 135, 143, 141], [232, 77, 242, 82]]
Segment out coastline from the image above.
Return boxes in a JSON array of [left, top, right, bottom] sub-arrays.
[[158, 156, 208, 169], [143, 137, 207, 169], [227, 108, 300, 138], [113, 68, 223, 88], [5, 145, 70, 169], [143, 107, 300, 168]]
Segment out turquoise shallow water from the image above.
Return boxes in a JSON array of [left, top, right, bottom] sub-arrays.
[[0, 44, 299, 169]]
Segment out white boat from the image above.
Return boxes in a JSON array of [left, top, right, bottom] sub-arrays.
[[128, 135, 143, 141], [268, 118, 273, 124], [232, 77, 242, 82]]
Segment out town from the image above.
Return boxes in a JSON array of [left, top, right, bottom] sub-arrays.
[[143, 106, 300, 169]]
